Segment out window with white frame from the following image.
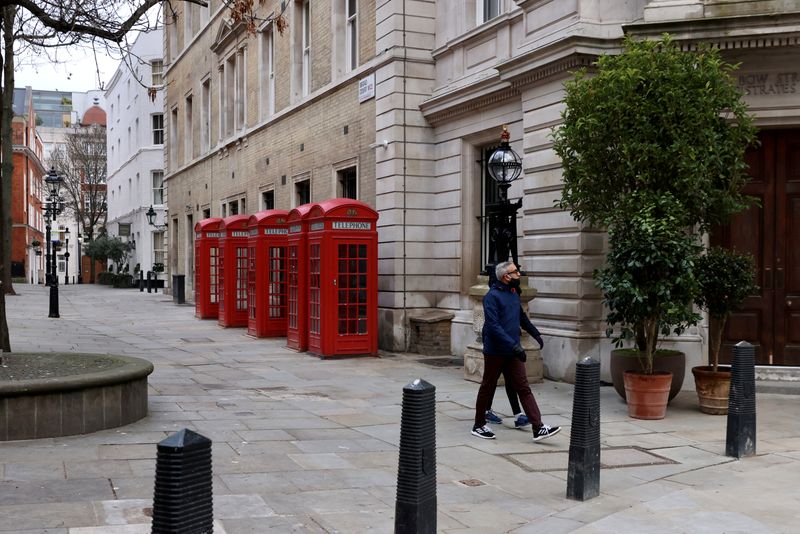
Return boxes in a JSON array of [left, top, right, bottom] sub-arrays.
[[262, 189, 274, 210], [151, 60, 164, 85], [153, 230, 165, 266], [152, 170, 164, 205], [478, 0, 500, 24], [224, 54, 236, 136], [337, 167, 357, 199], [295, 179, 310, 206], [201, 78, 211, 152], [152, 113, 164, 144], [346, 0, 357, 71], [260, 27, 275, 119]]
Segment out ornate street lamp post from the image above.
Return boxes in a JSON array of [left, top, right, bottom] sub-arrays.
[[484, 125, 523, 275], [64, 227, 70, 285], [44, 167, 63, 318]]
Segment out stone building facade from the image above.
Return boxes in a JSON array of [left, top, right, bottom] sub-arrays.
[[165, 1, 800, 384]]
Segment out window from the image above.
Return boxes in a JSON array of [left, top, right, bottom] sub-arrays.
[[184, 3, 194, 43], [346, 0, 358, 71], [221, 203, 227, 217], [224, 54, 236, 136], [337, 167, 357, 199], [229, 200, 238, 215], [236, 49, 246, 129], [262, 190, 275, 210], [185, 94, 193, 160], [302, 0, 310, 95], [478, 0, 500, 23], [153, 231, 165, 266], [152, 171, 164, 205], [296, 179, 310, 206], [260, 28, 275, 119], [152, 114, 164, 144], [170, 106, 178, 167], [203, 208, 211, 219], [201, 78, 211, 151], [151, 60, 164, 86]]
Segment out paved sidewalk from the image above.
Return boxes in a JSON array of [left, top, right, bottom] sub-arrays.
[[2, 283, 799, 533]]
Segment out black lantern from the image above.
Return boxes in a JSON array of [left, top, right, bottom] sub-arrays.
[[484, 125, 523, 275], [487, 125, 522, 191], [146, 205, 167, 231]]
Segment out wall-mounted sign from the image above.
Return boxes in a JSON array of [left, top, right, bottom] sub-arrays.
[[230, 231, 249, 237], [738, 71, 799, 96], [332, 221, 371, 230], [310, 222, 325, 231], [289, 225, 302, 233], [359, 73, 375, 102], [264, 228, 288, 235]]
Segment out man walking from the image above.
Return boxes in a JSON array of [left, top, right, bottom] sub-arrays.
[[472, 261, 561, 442]]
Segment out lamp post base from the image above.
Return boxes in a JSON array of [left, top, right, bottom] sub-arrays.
[[48, 284, 60, 318]]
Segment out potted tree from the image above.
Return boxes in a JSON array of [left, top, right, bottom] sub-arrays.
[[553, 35, 756, 418], [692, 247, 758, 414]]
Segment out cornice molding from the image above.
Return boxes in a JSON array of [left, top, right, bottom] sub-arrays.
[[625, 12, 800, 51], [423, 86, 519, 126], [422, 51, 598, 126]]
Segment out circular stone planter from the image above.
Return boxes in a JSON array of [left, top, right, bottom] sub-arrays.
[[0, 353, 154, 441]]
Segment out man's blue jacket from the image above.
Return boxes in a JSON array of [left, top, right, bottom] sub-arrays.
[[482, 282, 541, 356]]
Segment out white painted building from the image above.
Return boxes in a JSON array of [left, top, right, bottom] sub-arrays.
[[105, 29, 167, 283]]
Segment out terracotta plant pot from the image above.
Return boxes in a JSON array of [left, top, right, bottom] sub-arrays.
[[623, 370, 672, 420], [691, 365, 731, 415], [610, 349, 685, 403]]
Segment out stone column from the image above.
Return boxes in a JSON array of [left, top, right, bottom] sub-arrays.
[[463, 275, 543, 384]]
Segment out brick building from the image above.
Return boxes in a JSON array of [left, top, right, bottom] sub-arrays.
[[10, 87, 46, 284]]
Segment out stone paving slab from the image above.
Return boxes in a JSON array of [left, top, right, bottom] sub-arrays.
[[2, 283, 800, 533]]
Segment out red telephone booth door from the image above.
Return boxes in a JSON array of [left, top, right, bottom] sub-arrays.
[[194, 218, 222, 319], [218, 215, 250, 328], [306, 199, 378, 357], [246, 210, 289, 337], [286, 204, 315, 351]]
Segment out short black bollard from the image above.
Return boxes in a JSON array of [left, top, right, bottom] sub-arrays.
[[395, 378, 436, 534], [566, 357, 601, 501], [152, 428, 213, 534], [48, 284, 60, 318], [139, 271, 144, 292], [146, 272, 153, 293], [173, 274, 185, 304], [726, 341, 756, 458]]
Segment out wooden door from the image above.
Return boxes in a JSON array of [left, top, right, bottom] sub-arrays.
[[713, 130, 800, 365]]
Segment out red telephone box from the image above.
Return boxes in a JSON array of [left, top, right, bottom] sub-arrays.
[[194, 218, 223, 319], [247, 210, 290, 337], [286, 203, 316, 351], [218, 215, 251, 328], [306, 199, 378, 357]]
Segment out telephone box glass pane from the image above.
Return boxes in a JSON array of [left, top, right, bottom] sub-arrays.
[[236, 247, 248, 310], [210, 247, 218, 303], [337, 243, 368, 335], [269, 246, 286, 318], [309, 244, 321, 334], [288, 245, 298, 329], [248, 245, 256, 319]]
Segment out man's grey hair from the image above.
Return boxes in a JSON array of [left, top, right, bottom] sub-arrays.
[[495, 261, 515, 280]]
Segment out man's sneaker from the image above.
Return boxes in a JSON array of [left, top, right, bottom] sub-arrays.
[[471, 425, 496, 440], [485, 410, 503, 424], [532, 424, 561, 442], [514, 414, 531, 429]]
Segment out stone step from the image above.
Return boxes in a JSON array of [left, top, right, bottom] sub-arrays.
[[756, 366, 800, 395]]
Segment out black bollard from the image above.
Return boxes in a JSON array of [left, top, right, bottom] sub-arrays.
[[726, 341, 756, 458], [566, 357, 601, 501], [147, 272, 153, 293], [48, 284, 60, 318], [395, 379, 436, 534], [139, 271, 144, 292], [173, 274, 186, 305], [152, 428, 213, 534]]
